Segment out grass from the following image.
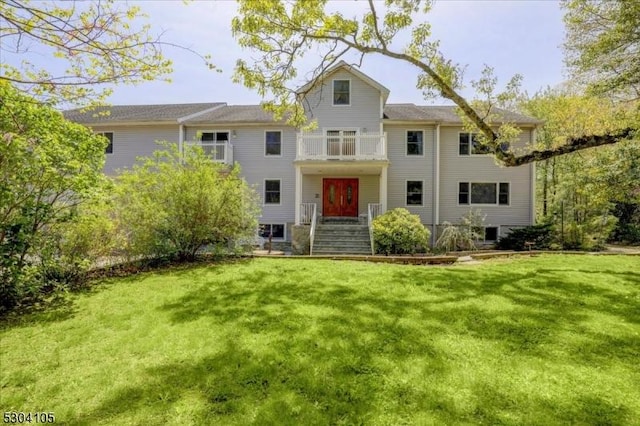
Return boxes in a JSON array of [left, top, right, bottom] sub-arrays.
[[1, 255, 639, 425]]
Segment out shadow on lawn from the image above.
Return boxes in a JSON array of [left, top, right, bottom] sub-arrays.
[[70, 260, 638, 424]]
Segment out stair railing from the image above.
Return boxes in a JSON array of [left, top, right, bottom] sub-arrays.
[[368, 203, 382, 255], [309, 203, 318, 255]]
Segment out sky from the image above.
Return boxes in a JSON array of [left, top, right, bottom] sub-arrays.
[[4, 0, 568, 107]]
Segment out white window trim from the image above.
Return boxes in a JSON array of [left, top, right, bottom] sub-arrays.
[[259, 223, 286, 241], [405, 129, 426, 157], [263, 178, 282, 206], [264, 129, 283, 157], [97, 131, 114, 155], [405, 179, 425, 207], [457, 181, 511, 206], [332, 78, 351, 106], [457, 131, 492, 157]]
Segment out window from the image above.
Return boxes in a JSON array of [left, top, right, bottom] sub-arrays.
[[484, 227, 499, 241], [265, 131, 282, 156], [259, 224, 285, 240], [406, 181, 423, 206], [459, 182, 510, 205], [407, 131, 424, 156], [333, 80, 350, 105], [200, 131, 229, 160], [98, 132, 113, 154], [499, 182, 510, 205], [459, 132, 491, 155], [459, 182, 470, 204], [264, 179, 281, 204], [200, 131, 229, 142]]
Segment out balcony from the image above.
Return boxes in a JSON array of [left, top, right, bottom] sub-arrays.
[[185, 141, 234, 165], [296, 132, 386, 161]]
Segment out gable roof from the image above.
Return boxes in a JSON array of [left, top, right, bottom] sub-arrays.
[[384, 104, 543, 125], [63, 102, 225, 124], [297, 60, 391, 103]]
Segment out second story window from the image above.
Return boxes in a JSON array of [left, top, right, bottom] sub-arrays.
[[200, 131, 229, 143], [333, 80, 350, 105], [459, 132, 491, 155], [97, 132, 113, 154], [265, 131, 282, 156], [407, 130, 424, 155]]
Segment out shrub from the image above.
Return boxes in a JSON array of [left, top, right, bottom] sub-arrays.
[[113, 144, 261, 261], [435, 209, 485, 252], [372, 208, 430, 255], [496, 224, 554, 251]]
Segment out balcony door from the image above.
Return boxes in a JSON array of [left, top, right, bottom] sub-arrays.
[[323, 178, 359, 217], [326, 129, 357, 156]]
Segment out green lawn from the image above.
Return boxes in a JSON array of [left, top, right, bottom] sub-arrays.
[[1, 255, 639, 425]]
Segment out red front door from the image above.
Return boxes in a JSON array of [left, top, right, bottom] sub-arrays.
[[323, 178, 359, 217]]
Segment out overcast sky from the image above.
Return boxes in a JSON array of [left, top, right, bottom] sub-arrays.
[[43, 1, 570, 107]]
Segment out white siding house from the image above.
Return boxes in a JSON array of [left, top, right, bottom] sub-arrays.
[[65, 62, 541, 251]]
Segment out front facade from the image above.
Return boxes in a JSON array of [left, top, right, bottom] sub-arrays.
[[66, 62, 540, 251]]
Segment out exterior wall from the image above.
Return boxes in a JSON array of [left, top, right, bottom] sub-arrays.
[[185, 125, 298, 240], [91, 124, 179, 175], [385, 124, 436, 224], [303, 69, 382, 133], [438, 126, 534, 233], [301, 175, 380, 217]]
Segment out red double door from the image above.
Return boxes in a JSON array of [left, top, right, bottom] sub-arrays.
[[323, 178, 359, 217]]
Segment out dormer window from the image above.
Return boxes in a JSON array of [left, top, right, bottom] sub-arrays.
[[333, 80, 350, 105]]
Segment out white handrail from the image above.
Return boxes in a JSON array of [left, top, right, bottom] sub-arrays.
[[368, 203, 383, 255], [309, 203, 317, 256]]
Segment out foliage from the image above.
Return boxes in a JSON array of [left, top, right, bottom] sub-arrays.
[[435, 209, 485, 252], [0, 0, 197, 108], [563, 0, 640, 99], [113, 144, 261, 261], [522, 90, 639, 246], [232, 0, 636, 166], [2, 256, 640, 424], [609, 202, 640, 244], [496, 224, 554, 251], [0, 81, 107, 312], [372, 208, 430, 255]]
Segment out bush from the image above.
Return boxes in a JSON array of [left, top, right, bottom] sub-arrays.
[[435, 209, 485, 252], [113, 144, 261, 261], [496, 224, 553, 251], [372, 208, 430, 255]]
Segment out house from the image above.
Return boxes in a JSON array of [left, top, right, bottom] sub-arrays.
[[65, 62, 541, 254]]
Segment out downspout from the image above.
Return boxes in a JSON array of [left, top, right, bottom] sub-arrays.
[[432, 123, 441, 247], [178, 124, 184, 156], [530, 127, 537, 225]]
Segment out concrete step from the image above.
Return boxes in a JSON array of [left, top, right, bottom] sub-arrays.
[[311, 223, 372, 255]]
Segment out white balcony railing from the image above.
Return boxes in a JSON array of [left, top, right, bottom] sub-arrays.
[[185, 141, 234, 165], [297, 132, 387, 160]]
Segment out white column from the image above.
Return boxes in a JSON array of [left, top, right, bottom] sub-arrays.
[[530, 127, 538, 225], [432, 123, 441, 246], [178, 124, 184, 154], [379, 165, 388, 213], [294, 165, 302, 225]]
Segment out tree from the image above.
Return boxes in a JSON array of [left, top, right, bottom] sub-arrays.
[[113, 144, 261, 261], [563, 0, 640, 100], [0, 0, 212, 107], [232, 0, 637, 167], [522, 89, 640, 247], [0, 81, 107, 310]]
